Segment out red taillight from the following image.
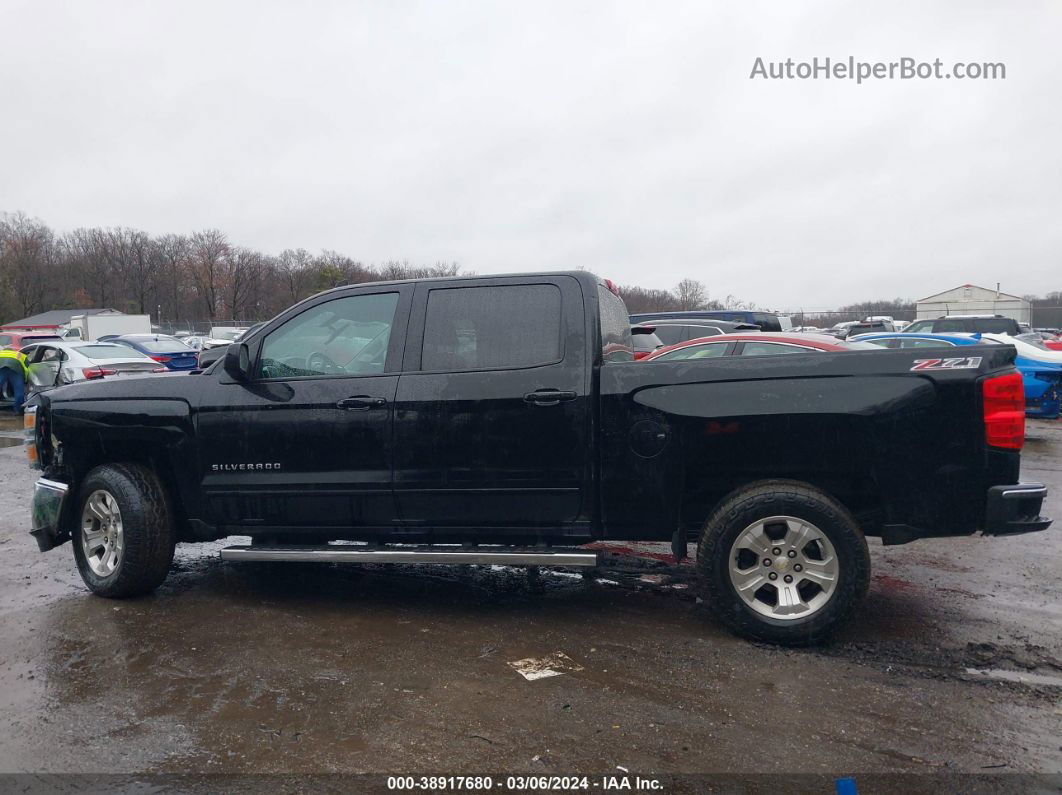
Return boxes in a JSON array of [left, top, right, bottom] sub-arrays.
[[82, 367, 117, 379], [150, 355, 171, 363], [983, 373, 1024, 450], [604, 278, 621, 296]]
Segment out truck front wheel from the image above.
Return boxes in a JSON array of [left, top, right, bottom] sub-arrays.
[[696, 481, 870, 646], [73, 463, 175, 598]]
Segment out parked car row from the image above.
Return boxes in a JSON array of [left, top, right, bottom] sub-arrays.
[[8, 304, 1057, 424], [627, 310, 1060, 421], [850, 331, 1062, 419]]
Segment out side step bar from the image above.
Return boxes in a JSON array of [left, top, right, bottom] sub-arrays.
[[220, 545, 599, 567]]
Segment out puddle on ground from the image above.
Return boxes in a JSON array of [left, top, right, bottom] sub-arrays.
[[0, 437, 24, 448], [964, 667, 1062, 688]]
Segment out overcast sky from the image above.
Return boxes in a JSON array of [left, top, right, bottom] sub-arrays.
[[2, 0, 1058, 309]]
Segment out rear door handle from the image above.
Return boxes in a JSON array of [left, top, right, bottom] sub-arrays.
[[336, 395, 388, 411], [523, 389, 577, 406]]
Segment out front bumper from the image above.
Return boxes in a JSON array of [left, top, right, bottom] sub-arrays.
[[984, 483, 1051, 536], [30, 478, 70, 552]]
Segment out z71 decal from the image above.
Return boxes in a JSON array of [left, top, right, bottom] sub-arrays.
[[910, 356, 983, 371]]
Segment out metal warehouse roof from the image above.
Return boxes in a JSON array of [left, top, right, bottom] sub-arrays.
[[1, 308, 119, 329], [917, 284, 1026, 303]]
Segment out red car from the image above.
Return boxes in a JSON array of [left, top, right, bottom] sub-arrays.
[[0, 331, 62, 351], [643, 333, 876, 361]]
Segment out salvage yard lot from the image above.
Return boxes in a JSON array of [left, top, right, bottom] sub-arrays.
[[0, 419, 1059, 778]]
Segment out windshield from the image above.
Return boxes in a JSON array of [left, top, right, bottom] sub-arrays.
[[213, 330, 244, 341], [1016, 333, 1050, 351], [129, 337, 191, 353], [74, 345, 151, 360]]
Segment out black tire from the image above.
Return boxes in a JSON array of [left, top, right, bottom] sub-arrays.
[[696, 480, 870, 646], [73, 463, 175, 598]]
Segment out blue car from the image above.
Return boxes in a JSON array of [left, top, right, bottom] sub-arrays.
[[102, 334, 199, 371], [852, 332, 1062, 420]]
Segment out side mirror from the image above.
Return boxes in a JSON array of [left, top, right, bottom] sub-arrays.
[[223, 342, 252, 381]]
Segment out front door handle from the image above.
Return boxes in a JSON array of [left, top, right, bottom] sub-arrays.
[[336, 395, 388, 411], [523, 389, 577, 406]]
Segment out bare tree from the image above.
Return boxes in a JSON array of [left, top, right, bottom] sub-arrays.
[[674, 278, 708, 310], [154, 234, 191, 325], [0, 212, 57, 317], [278, 248, 314, 305], [189, 230, 230, 320], [223, 247, 264, 319]]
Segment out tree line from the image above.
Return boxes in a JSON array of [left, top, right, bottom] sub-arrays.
[[0, 212, 763, 327], [0, 212, 461, 329], [2, 211, 1057, 329]]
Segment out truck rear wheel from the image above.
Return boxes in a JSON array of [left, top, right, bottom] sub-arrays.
[[73, 463, 175, 598], [696, 481, 870, 646]]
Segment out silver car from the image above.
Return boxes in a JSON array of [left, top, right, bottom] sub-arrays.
[[19, 340, 162, 392]]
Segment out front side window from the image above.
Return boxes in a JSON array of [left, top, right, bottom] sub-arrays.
[[259, 292, 399, 378], [655, 342, 729, 361], [422, 284, 562, 371], [905, 321, 933, 333], [741, 342, 813, 357], [27, 346, 63, 386]]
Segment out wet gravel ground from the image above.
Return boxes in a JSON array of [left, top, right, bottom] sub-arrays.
[[0, 417, 1059, 784]]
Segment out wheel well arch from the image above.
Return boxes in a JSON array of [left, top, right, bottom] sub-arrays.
[[56, 439, 192, 539], [680, 470, 886, 538]]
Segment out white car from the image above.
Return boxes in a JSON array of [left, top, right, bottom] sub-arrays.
[[19, 340, 162, 391], [981, 333, 1062, 364], [207, 327, 248, 345]]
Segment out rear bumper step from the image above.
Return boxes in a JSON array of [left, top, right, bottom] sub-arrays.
[[220, 545, 599, 567]]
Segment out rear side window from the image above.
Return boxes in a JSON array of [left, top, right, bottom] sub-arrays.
[[905, 321, 934, 333], [933, 320, 965, 332], [598, 285, 634, 363], [753, 313, 781, 332], [685, 325, 722, 340], [422, 284, 562, 371], [970, 318, 1018, 334], [0, 335, 10, 346], [655, 342, 729, 361], [741, 342, 813, 356], [632, 332, 663, 354], [652, 326, 687, 346]]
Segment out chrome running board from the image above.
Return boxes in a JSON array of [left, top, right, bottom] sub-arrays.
[[220, 545, 599, 567]]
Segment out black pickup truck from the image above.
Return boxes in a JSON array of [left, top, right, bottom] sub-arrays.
[[25, 272, 1050, 644]]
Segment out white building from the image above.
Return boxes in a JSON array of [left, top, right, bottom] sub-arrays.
[[915, 284, 1031, 323]]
